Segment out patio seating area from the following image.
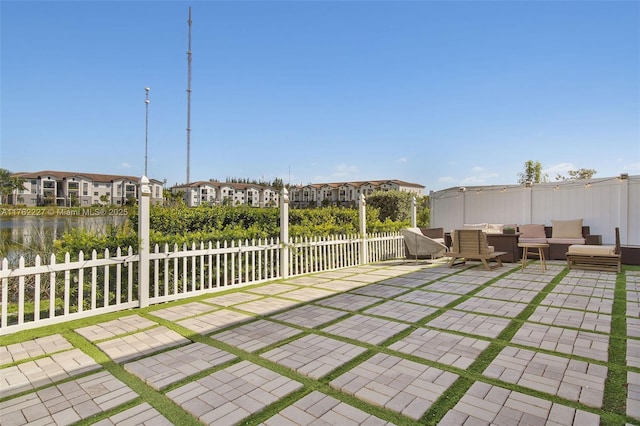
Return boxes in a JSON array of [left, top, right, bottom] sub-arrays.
[[1, 259, 639, 425]]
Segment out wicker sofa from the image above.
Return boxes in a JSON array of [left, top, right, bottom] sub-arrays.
[[519, 220, 601, 260]]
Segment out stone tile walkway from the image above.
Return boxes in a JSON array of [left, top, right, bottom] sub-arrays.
[[1, 260, 638, 425]]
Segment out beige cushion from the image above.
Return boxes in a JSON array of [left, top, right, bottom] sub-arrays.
[[568, 245, 616, 255], [486, 224, 504, 234], [463, 223, 488, 230], [552, 219, 583, 238], [519, 237, 548, 244], [547, 237, 585, 244], [519, 224, 546, 239]]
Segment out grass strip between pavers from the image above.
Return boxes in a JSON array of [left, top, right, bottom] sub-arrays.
[[600, 270, 631, 425]]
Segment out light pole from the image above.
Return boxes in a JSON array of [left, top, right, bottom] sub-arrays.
[[144, 87, 150, 176]]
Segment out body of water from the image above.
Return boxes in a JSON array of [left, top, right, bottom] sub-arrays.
[[0, 216, 127, 260]]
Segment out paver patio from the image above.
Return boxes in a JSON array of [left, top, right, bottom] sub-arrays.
[[1, 260, 638, 425]]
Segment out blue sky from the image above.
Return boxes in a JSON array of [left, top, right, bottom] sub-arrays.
[[1, 1, 639, 193]]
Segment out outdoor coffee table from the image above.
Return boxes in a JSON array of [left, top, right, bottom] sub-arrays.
[[518, 243, 549, 271]]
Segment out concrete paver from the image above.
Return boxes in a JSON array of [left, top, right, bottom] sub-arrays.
[[177, 308, 254, 335], [474, 286, 540, 303], [483, 346, 607, 407], [351, 283, 409, 298], [553, 284, 614, 299], [314, 279, 370, 292], [454, 297, 529, 318], [395, 289, 461, 307], [0, 348, 101, 398], [628, 371, 640, 421], [441, 381, 600, 425], [96, 326, 190, 363], [233, 296, 302, 315], [262, 334, 367, 379], [628, 317, 640, 338], [389, 328, 490, 369], [426, 310, 511, 338], [0, 334, 73, 365], [271, 304, 349, 328], [278, 287, 337, 302], [511, 322, 609, 361], [0, 371, 137, 426], [363, 300, 438, 323], [148, 301, 217, 321], [166, 360, 303, 426], [378, 275, 434, 288], [627, 338, 640, 368], [263, 390, 394, 425], [124, 342, 236, 389], [211, 319, 302, 352], [330, 352, 458, 420], [201, 292, 263, 306], [315, 293, 382, 311], [540, 293, 613, 314], [93, 402, 173, 426], [75, 315, 157, 342], [321, 314, 410, 345], [245, 283, 300, 295], [529, 306, 611, 333], [422, 281, 479, 294]]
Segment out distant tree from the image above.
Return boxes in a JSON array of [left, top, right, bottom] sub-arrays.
[[271, 177, 284, 191], [555, 168, 597, 181], [0, 168, 26, 204], [99, 194, 109, 205], [416, 196, 431, 228], [517, 160, 548, 184]]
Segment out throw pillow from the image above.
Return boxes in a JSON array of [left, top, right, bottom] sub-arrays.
[[551, 219, 583, 239], [519, 224, 546, 238]]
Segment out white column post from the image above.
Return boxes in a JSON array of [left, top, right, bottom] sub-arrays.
[[138, 176, 151, 307], [280, 188, 289, 279], [411, 196, 417, 228], [359, 193, 368, 265]]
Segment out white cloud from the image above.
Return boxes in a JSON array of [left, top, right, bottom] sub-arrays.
[[332, 163, 359, 178], [543, 162, 575, 177], [397, 157, 408, 163], [120, 162, 132, 169]]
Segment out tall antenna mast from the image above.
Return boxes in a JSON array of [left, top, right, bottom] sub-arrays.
[[186, 6, 192, 183], [144, 87, 150, 176]]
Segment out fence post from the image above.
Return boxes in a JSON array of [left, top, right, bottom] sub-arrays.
[[280, 187, 289, 279], [138, 175, 151, 308], [411, 196, 417, 227], [359, 193, 368, 265]]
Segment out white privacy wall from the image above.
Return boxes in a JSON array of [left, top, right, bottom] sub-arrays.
[[430, 175, 639, 246]]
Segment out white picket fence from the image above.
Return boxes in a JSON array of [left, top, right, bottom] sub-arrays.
[[0, 230, 404, 335]]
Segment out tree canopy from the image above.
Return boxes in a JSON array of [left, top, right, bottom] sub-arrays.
[[0, 168, 26, 204], [517, 160, 548, 184], [555, 168, 597, 181]]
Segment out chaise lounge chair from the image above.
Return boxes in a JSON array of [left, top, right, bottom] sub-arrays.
[[443, 229, 507, 270], [566, 228, 621, 273], [401, 227, 448, 262]]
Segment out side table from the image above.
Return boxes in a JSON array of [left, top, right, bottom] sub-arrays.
[[518, 243, 549, 271]]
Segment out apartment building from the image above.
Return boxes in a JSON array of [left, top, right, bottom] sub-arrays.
[[9, 171, 164, 206], [289, 179, 425, 208], [171, 181, 279, 207]]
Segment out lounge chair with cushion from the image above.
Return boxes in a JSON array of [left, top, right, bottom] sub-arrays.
[[566, 228, 621, 273], [401, 227, 448, 261], [443, 229, 507, 270]]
